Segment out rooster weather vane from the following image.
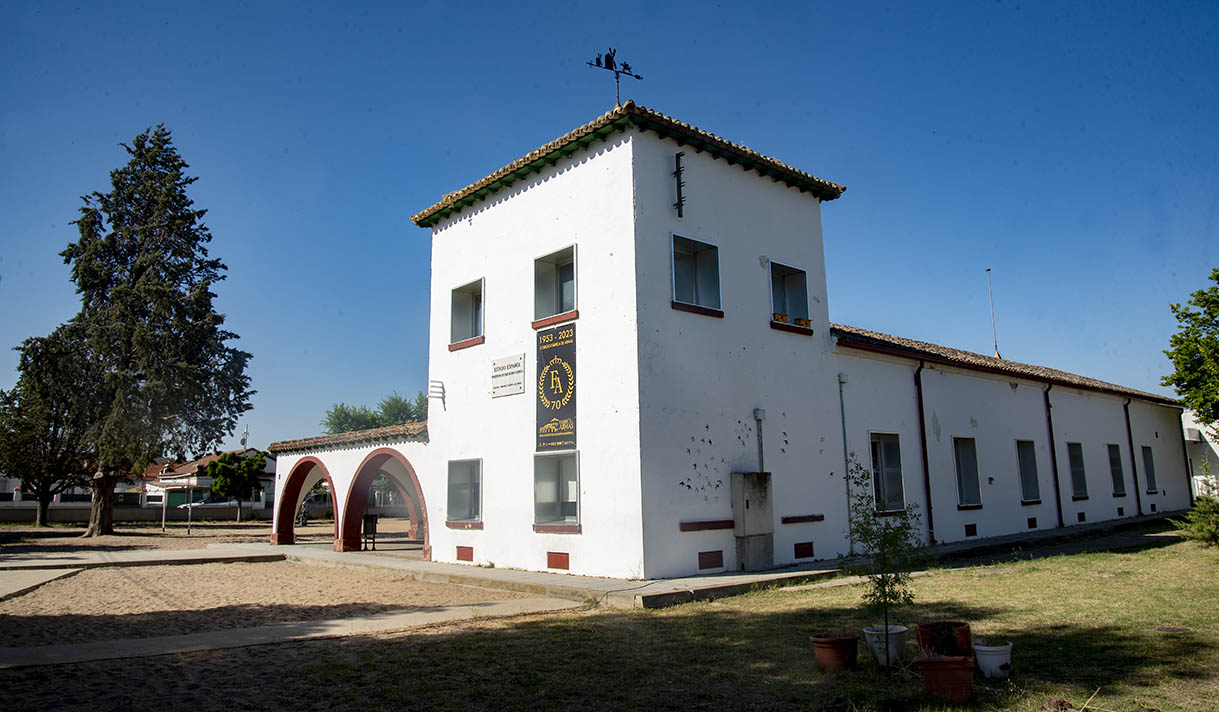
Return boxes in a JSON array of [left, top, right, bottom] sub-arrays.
[[587, 47, 643, 107]]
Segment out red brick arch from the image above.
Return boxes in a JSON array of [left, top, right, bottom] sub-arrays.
[[271, 456, 339, 545], [339, 447, 429, 559]]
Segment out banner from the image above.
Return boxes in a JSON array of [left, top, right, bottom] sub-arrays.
[[536, 324, 576, 451]]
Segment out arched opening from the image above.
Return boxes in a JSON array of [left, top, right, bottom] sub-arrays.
[[272, 457, 339, 546], [339, 448, 429, 558]]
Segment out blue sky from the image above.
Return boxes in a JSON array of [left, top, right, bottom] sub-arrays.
[[2, 1, 1216, 453]]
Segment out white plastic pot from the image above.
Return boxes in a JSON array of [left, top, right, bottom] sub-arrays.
[[863, 624, 908, 666], [972, 641, 1013, 678]]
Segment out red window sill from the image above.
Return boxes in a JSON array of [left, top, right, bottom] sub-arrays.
[[445, 520, 484, 530], [958, 503, 983, 511], [671, 301, 724, 318], [1146, 490, 1158, 495], [678, 519, 734, 532], [1072, 495, 1089, 501], [448, 335, 485, 352], [532, 310, 579, 330], [874, 509, 906, 518], [780, 514, 825, 524], [770, 321, 813, 336], [533, 523, 581, 534], [1112, 492, 1127, 498], [1021, 499, 1042, 507]]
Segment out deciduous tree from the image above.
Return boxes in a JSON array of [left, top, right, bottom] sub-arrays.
[[61, 125, 253, 536], [321, 390, 428, 434], [207, 450, 267, 523], [1163, 267, 1219, 428]]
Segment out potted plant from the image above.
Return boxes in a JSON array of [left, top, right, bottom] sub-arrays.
[[972, 640, 1013, 678], [794, 317, 812, 328], [809, 633, 859, 673], [841, 455, 925, 668], [773, 312, 789, 323]]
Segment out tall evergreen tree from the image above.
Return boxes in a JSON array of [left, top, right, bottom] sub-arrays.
[[61, 126, 253, 536]]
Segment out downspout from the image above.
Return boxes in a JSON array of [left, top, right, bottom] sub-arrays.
[[838, 372, 854, 554], [914, 361, 936, 544], [1177, 409, 1195, 506], [1043, 384, 1065, 528], [1123, 399, 1143, 516], [753, 408, 766, 473]]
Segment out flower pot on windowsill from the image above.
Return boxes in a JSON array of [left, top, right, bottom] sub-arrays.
[[863, 624, 908, 667], [972, 641, 1013, 678], [916, 621, 973, 657], [773, 312, 789, 323], [793, 317, 812, 328], [915, 655, 974, 704], [809, 633, 859, 673]]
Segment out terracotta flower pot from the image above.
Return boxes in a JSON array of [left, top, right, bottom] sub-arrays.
[[915, 655, 974, 704], [916, 621, 973, 657], [810, 633, 859, 673]]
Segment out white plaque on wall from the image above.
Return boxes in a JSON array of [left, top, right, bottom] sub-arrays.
[[491, 353, 526, 398]]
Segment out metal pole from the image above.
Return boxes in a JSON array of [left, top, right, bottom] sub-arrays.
[[987, 267, 1001, 359], [187, 484, 193, 535], [161, 486, 167, 532]]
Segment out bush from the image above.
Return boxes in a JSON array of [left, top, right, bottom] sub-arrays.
[[1172, 495, 1219, 547]]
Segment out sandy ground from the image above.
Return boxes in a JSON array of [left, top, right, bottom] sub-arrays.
[[0, 558, 526, 647], [0, 518, 414, 554]]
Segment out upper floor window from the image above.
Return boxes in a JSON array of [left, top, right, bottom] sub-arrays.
[[672, 235, 721, 311], [534, 246, 576, 321], [450, 279, 483, 345], [869, 432, 905, 512], [954, 437, 982, 507], [769, 261, 809, 327]]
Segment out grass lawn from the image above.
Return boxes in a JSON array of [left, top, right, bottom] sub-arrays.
[[296, 532, 1218, 711]]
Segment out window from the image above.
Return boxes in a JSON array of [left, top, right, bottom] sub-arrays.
[[447, 460, 481, 522], [1142, 446, 1158, 492], [1067, 442, 1088, 498], [672, 235, 721, 310], [1107, 444, 1126, 496], [1016, 440, 1040, 502], [534, 452, 579, 524], [450, 279, 483, 344], [954, 437, 982, 507], [769, 262, 809, 325], [534, 246, 576, 321], [869, 433, 905, 512]]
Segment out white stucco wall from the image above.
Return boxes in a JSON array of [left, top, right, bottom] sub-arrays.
[[1183, 410, 1219, 495], [423, 133, 646, 578], [631, 130, 845, 578]]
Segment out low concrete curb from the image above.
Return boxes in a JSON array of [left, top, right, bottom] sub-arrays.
[[0, 549, 284, 572], [0, 597, 582, 669], [0, 568, 82, 601]]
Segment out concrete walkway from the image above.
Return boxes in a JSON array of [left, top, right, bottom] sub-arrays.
[[0, 596, 582, 669], [0, 547, 284, 572], [0, 568, 81, 601]]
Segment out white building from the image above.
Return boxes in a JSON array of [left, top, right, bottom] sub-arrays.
[[269, 102, 1192, 579], [1183, 410, 1218, 496]]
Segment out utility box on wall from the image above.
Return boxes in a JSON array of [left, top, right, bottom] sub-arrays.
[[731, 471, 774, 571]]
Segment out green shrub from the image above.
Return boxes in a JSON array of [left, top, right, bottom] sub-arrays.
[[1172, 495, 1219, 548]]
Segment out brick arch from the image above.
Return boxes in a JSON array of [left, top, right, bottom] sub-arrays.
[[339, 447, 429, 559], [271, 456, 339, 545]]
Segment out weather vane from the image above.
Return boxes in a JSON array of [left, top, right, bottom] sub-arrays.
[[587, 47, 643, 107]]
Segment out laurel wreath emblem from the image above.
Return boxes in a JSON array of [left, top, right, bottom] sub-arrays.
[[538, 355, 575, 410]]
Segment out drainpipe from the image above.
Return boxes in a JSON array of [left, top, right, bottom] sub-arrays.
[[1043, 384, 1065, 528], [753, 408, 766, 473], [838, 373, 854, 554], [1123, 399, 1143, 516], [1177, 409, 1195, 506], [914, 361, 936, 544]]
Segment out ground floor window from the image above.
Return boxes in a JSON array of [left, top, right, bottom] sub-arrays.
[[869, 433, 905, 512], [447, 460, 481, 522], [1107, 444, 1126, 495], [954, 437, 982, 506], [1141, 446, 1158, 492], [1067, 442, 1088, 498], [1016, 440, 1040, 502], [534, 452, 578, 524]]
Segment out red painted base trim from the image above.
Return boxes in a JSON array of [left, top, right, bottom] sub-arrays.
[[531, 310, 579, 330], [336, 536, 362, 552], [533, 523, 581, 534], [446, 520, 484, 530], [671, 301, 724, 318], [781, 514, 825, 524], [422, 545, 432, 562], [270, 532, 294, 545], [679, 519, 734, 532], [770, 321, 813, 336], [448, 335, 485, 352]]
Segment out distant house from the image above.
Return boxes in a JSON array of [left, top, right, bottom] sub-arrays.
[[145, 448, 276, 509]]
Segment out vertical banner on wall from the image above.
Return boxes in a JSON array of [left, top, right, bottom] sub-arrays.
[[536, 323, 576, 451]]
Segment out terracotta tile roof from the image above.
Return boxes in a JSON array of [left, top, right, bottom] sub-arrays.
[[268, 421, 429, 454], [831, 323, 1179, 407], [411, 101, 846, 228]]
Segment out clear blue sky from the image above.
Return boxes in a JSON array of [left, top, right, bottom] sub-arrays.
[[2, 1, 1216, 453]]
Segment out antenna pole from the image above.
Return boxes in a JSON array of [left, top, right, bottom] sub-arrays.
[[987, 267, 1001, 359]]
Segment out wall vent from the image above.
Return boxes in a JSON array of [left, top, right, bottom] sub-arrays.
[[456, 546, 473, 562], [698, 550, 724, 569]]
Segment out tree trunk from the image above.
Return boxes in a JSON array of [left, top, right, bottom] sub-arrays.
[[82, 474, 116, 537], [36, 491, 53, 527]]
